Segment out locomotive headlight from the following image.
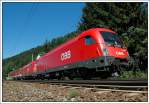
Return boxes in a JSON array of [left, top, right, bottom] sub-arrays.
[[102, 48, 109, 56]]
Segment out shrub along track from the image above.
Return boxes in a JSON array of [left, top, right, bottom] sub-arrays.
[[15, 79, 148, 93]]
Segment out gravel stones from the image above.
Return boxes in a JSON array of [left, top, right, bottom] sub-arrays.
[[2, 81, 148, 102]]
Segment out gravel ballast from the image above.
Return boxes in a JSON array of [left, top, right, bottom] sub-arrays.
[[2, 81, 148, 102]]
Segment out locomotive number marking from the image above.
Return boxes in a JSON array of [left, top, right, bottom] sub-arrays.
[[61, 50, 71, 61], [116, 51, 124, 55]]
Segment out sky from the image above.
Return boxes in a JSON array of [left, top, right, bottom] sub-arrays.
[[3, 2, 85, 59]]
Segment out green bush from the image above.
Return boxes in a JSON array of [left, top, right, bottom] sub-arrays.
[[119, 70, 147, 79]]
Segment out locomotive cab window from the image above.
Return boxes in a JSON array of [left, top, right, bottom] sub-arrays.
[[100, 32, 124, 47], [85, 36, 96, 45]]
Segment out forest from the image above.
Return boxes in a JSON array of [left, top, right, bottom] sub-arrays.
[[3, 2, 148, 78]]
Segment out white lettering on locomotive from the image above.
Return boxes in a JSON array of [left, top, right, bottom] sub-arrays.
[[61, 50, 71, 61], [116, 51, 124, 55]]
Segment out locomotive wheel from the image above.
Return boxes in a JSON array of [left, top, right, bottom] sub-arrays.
[[78, 68, 92, 80], [100, 71, 110, 79]]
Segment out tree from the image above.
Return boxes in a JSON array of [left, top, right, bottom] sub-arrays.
[[43, 39, 50, 53]]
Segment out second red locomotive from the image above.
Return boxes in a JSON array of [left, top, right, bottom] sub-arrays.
[[9, 28, 133, 79]]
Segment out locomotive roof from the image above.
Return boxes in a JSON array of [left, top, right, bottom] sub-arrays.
[[79, 28, 116, 38]]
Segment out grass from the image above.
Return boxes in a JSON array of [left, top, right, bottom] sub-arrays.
[[68, 89, 80, 99], [6, 77, 13, 80]]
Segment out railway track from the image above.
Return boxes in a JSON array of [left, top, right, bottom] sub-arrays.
[[16, 79, 148, 93]]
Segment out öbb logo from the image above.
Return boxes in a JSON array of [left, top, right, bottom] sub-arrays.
[[61, 50, 71, 61]]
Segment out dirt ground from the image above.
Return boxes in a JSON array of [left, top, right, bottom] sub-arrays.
[[2, 81, 148, 102]]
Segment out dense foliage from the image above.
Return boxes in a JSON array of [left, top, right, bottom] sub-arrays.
[[3, 2, 148, 78]]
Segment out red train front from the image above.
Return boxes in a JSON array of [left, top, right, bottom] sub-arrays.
[[9, 28, 133, 79]]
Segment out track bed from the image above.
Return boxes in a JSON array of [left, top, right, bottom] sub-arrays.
[[3, 80, 148, 102]]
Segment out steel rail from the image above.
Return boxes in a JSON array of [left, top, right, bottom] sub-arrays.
[[14, 79, 148, 92], [20, 79, 148, 86]]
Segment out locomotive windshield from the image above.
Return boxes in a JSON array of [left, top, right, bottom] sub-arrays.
[[100, 32, 124, 47]]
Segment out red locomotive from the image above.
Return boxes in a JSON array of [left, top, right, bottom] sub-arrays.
[[9, 28, 133, 79]]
